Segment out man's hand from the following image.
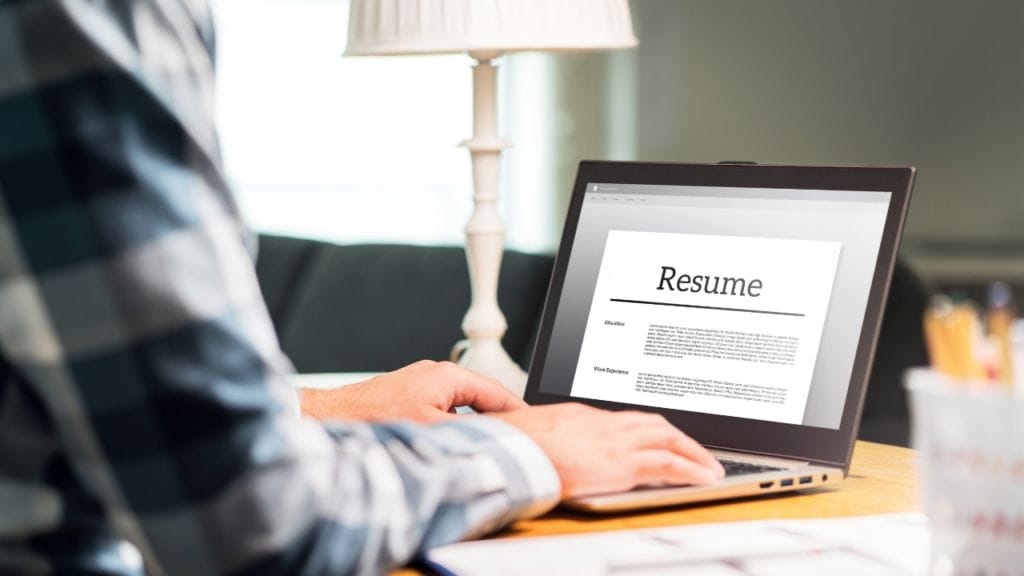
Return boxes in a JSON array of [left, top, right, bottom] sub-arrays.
[[299, 361, 526, 423], [495, 403, 725, 498]]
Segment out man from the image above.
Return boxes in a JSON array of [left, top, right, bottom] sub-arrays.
[[0, 1, 724, 574]]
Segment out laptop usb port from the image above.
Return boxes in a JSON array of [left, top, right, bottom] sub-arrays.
[[799, 476, 813, 485], [780, 478, 794, 487], [759, 481, 774, 489]]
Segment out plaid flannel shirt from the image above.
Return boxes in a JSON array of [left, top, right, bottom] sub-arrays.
[[0, 1, 560, 574]]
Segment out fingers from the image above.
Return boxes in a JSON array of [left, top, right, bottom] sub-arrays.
[[613, 410, 722, 486], [619, 413, 725, 479], [630, 450, 719, 486], [439, 362, 528, 413], [664, 431, 724, 478]]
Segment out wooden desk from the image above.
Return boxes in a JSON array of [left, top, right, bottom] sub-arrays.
[[396, 441, 917, 574]]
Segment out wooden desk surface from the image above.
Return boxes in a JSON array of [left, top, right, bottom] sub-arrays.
[[396, 441, 918, 574]]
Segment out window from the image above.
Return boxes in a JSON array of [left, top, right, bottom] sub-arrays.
[[212, 0, 558, 252]]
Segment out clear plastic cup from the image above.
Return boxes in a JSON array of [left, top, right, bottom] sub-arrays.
[[905, 368, 1024, 575]]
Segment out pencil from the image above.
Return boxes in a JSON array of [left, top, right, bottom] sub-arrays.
[[986, 281, 1015, 387]]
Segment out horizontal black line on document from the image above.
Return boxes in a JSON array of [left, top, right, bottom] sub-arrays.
[[609, 298, 805, 318]]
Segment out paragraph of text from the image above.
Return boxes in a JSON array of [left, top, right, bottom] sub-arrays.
[[636, 372, 788, 405], [644, 324, 798, 366]]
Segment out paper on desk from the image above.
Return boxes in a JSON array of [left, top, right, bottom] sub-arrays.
[[423, 513, 929, 576]]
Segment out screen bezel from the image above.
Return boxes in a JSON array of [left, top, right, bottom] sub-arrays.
[[523, 161, 914, 471]]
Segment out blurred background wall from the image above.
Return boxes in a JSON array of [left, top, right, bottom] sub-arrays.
[[215, 0, 1024, 293], [548, 0, 1024, 294]]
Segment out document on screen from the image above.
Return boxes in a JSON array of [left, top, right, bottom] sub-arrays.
[[569, 230, 842, 425]]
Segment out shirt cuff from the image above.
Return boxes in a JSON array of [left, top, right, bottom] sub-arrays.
[[431, 416, 561, 522]]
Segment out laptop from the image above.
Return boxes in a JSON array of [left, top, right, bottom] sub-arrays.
[[523, 161, 914, 512]]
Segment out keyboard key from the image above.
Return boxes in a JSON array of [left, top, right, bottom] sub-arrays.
[[718, 459, 784, 477]]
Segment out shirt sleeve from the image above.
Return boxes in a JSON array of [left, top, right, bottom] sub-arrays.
[[0, 2, 559, 575]]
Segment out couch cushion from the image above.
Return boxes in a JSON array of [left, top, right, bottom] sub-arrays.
[[257, 237, 553, 373], [254, 235, 325, 327], [858, 258, 930, 446]]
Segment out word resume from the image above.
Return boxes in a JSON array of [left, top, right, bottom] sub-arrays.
[[569, 230, 841, 425]]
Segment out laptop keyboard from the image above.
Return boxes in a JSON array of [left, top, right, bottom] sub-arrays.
[[718, 459, 784, 477]]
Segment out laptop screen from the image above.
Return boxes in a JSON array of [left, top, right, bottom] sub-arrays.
[[534, 182, 892, 430]]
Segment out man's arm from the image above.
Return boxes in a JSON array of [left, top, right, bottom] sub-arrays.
[[0, 3, 723, 574], [299, 360, 528, 422], [0, 2, 559, 574]]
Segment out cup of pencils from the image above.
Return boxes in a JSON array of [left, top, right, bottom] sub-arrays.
[[906, 282, 1024, 575]]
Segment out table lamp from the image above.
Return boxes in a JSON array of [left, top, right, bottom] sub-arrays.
[[345, 0, 637, 395]]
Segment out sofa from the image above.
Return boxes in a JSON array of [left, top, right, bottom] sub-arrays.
[[255, 234, 930, 446], [255, 235, 554, 374]]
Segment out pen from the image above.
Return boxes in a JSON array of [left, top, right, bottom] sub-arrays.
[[923, 295, 987, 382], [985, 281, 1015, 387], [923, 295, 958, 378], [1011, 319, 1024, 398], [953, 300, 988, 382], [924, 285, 1023, 391]]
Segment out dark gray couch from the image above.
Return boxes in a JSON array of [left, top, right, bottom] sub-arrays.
[[255, 235, 553, 373], [255, 234, 929, 446]]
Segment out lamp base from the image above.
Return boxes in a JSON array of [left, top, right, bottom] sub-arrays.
[[451, 339, 528, 397]]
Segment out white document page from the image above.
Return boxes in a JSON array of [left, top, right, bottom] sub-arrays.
[[424, 513, 929, 576], [569, 230, 841, 425]]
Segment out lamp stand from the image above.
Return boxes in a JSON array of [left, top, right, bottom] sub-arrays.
[[451, 51, 528, 396]]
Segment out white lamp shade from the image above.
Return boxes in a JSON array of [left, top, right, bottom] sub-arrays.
[[345, 0, 638, 56]]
